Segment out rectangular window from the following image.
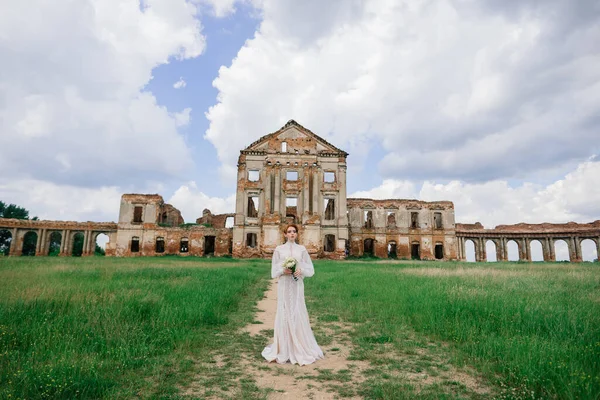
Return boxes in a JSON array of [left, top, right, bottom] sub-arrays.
[[180, 238, 189, 253], [286, 170, 298, 181], [434, 212, 443, 229], [286, 197, 297, 206], [324, 199, 335, 220], [133, 206, 143, 223], [324, 171, 335, 182], [387, 212, 396, 226], [246, 233, 257, 248], [411, 212, 419, 228], [247, 196, 259, 218], [324, 234, 336, 252], [364, 210, 373, 229], [131, 236, 140, 252], [281, 141, 287, 152], [248, 170, 259, 181], [155, 237, 165, 253]]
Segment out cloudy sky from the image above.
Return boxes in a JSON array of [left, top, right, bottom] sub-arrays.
[[1, 0, 599, 259]]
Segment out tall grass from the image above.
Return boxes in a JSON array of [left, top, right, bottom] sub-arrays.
[[308, 261, 600, 399], [0, 257, 269, 399]]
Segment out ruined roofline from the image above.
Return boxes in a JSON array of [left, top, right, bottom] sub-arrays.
[[242, 119, 349, 157], [456, 220, 600, 234], [121, 193, 165, 203], [348, 198, 454, 207], [0, 218, 118, 230]]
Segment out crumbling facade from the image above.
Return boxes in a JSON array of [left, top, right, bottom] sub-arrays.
[[0, 120, 598, 262]]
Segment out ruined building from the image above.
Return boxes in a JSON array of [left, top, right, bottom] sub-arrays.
[[1, 120, 598, 261]]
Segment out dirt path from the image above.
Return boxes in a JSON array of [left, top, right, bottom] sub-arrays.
[[242, 279, 367, 399]]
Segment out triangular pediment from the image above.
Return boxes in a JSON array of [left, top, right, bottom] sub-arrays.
[[244, 120, 347, 155]]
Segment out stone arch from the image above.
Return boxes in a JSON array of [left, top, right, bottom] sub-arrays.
[[72, 231, 85, 257], [0, 229, 13, 256], [465, 239, 476, 262], [580, 239, 598, 262], [47, 231, 62, 256], [485, 240, 497, 262], [530, 239, 544, 262], [22, 231, 37, 256], [506, 239, 520, 261], [554, 239, 570, 261], [95, 233, 109, 256]]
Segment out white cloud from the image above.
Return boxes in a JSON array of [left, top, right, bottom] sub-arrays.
[[0, 0, 205, 187], [168, 182, 236, 222], [173, 108, 192, 127], [173, 77, 187, 89], [197, 0, 238, 17], [205, 0, 600, 185], [0, 179, 122, 222]]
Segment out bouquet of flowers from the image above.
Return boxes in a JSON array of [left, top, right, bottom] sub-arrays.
[[282, 257, 298, 281]]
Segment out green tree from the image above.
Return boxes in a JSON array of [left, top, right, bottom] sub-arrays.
[[0, 201, 39, 255]]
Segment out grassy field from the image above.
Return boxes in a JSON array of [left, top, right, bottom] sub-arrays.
[[0, 257, 598, 399]]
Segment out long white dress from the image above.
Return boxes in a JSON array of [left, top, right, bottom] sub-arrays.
[[261, 241, 324, 365]]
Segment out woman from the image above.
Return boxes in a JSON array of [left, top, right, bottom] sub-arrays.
[[261, 224, 324, 365]]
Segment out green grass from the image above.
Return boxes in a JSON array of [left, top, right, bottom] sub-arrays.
[[0, 256, 270, 399], [308, 260, 600, 399], [1, 257, 599, 399]]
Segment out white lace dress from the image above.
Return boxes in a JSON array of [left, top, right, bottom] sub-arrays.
[[261, 241, 324, 365]]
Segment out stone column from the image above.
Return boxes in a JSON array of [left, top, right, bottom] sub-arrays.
[[9, 228, 18, 256], [59, 230, 67, 256], [543, 237, 550, 261], [63, 230, 71, 256], [302, 170, 309, 217], [548, 237, 556, 261], [479, 237, 486, 262], [596, 238, 600, 262], [338, 164, 348, 228], [457, 237, 462, 260], [312, 168, 319, 216], [568, 237, 576, 262], [496, 239, 503, 261], [88, 231, 95, 255], [34, 229, 42, 256], [524, 238, 531, 262], [574, 237, 582, 262], [501, 237, 508, 261], [274, 168, 281, 215], [82, 230, 89, 256]]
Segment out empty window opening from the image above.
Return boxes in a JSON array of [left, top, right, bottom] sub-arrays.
[[248, 170, 259, 181], [48, 231, 62, 256], [434, 212, 443, 229], [286, 197, 297, 207], [286, 170, 298, 181], [387, 212, 396, 227], [155, 237, 165, 253], [388, 241, 397, 259], [410, 212, 419, 228], [0, 229, 12, 256], [247, 196, 259, 218], [205, 236, 215, 255], [324, 234, 336, 252], [225, 216, 234, 228], [72, 232, 84, 257], [411, 242, 420, 260], [22, 231, 38, 256], [364, 211, 373, 229], [180, 238, 189, 253], [364, 238, 374, 256], [324, 199, 335, 220], [95, 233, 108, 256], [133, 206, 143, 223], [281, 141, 287, 152], [324, 172, 335, 183], [131, 236, 140, 253], [246, 233, 257, 248], [435, 243, 444, 259]]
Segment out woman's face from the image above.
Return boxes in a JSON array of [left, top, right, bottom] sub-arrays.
[[285, 227, 297, 242]]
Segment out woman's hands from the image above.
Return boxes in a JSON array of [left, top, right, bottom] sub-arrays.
[[282, 268, 302, 277]]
